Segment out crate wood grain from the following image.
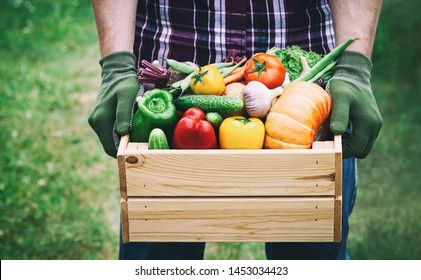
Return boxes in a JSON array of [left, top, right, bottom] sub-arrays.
[[128, 197, 335, 242], [118, 135, 342, 243]]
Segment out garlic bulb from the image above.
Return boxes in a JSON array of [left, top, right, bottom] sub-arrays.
[[282, 72, 291, 87], [243, 81, 283, 119]]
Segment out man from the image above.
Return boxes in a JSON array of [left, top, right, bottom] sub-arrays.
[[88, 0, 383, 260]]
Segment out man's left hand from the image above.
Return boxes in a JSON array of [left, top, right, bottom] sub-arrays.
[[328, 51, 383, 159]]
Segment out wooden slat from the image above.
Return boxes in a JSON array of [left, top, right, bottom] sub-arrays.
[[127, 142, 139, 150], [125, 151, 336, 197], [312, 140, 334, 150], [312, 141, 324, 149], [333, 135, 343, 242], [323, 141, 335, 149], [137, 142, 149, 150], [334, 135, 342, 198], [117, 135, 129, 198], [117, 135, 130, 155], [127, 197, 335, 242], [334, 134, 343, 195], [121, 198, 129, 243], [334, 197, 342, 242]]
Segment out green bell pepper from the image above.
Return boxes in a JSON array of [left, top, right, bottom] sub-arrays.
[[130, 88, 178, 142]]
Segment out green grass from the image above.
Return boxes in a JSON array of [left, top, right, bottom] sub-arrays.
[[0, 1, 119, 259], [346, 0, 421, 259], [1, 0, 420, 260]]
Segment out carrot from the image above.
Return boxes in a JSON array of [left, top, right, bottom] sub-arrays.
[[223, 65, 246, 85]]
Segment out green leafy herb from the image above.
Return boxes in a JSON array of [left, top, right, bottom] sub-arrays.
[[266, 45, 323, 81]]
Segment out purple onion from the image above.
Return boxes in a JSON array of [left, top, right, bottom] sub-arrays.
[[138, 60, 170, 88]]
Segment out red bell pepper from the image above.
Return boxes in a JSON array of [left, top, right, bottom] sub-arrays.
[[172, 108, 217, 149]]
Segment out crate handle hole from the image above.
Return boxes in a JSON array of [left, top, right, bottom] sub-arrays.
[[126, 156, 138, 164]]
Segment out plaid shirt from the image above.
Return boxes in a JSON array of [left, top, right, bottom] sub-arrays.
[[134, 0, 335, 68]]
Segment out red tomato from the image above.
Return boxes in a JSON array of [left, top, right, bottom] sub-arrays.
[[244, 53, 286, 89]]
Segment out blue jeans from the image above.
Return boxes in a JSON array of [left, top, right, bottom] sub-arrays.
[[119, 158, 357, 260]]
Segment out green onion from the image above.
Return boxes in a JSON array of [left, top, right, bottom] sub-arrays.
[[165, 58, 198, 74], [308, 61, 337, 83], [294, 38, 357, 83], [219, 58, 247, 78]]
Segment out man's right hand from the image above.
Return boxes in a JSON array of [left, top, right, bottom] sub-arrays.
[[88, 51, 141, 158]]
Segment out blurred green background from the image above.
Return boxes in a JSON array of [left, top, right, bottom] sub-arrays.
[[0, 0, 420, 260]]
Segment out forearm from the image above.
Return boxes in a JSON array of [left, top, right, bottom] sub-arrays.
[[92, 0, 138, 56], [329, 0, 382, 58]]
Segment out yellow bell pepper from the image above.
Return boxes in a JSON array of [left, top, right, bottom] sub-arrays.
[[219, 116, 265, 149]]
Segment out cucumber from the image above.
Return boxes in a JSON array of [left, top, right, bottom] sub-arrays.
[[148, 128, 170, 149], [175, 95, 244, 117], [205, 112, 223, 130]]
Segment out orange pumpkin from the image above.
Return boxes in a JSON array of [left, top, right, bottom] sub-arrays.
[[264, 81, 331, 149]]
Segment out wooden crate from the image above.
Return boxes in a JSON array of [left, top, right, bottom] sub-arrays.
[[117, 135, 342, 243]]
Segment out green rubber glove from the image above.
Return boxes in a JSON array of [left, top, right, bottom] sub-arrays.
[[88, 51, 142, 158], [327, 51, 383, 159]]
